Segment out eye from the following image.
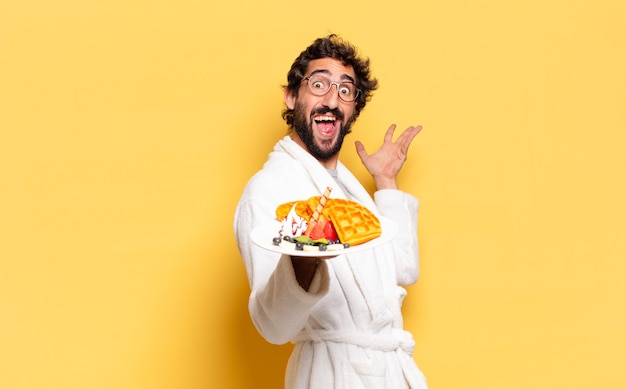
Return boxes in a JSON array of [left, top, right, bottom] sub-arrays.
[[339, 84, 354, 96], [310, 78, 328, 90]]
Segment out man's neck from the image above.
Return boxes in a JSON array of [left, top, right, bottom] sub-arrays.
[[289, 133, 339, 169]]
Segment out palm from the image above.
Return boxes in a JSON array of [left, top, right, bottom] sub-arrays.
[[355, 124, 422, 187]]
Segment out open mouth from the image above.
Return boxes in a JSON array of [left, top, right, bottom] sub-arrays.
[[313, 115, 338, 136]]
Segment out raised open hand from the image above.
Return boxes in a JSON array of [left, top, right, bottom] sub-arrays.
[[355, 124, 423, 190]]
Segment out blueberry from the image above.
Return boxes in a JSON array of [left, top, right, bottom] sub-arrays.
[[295, 242, 303, 251], [272, 237, 281, 246], [318, 244, 327, 251]]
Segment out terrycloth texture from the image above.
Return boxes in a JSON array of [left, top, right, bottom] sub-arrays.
[[234, 136, 428, 389]]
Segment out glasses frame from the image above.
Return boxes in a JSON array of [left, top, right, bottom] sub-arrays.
[[302, 76, 361, 102]]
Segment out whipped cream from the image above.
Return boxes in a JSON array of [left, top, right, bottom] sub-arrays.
[[279, 203, 308, 238]]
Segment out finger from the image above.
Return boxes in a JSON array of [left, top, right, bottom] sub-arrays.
[[384, 124, 397, 143], [393, 125, 422, 156], [397, 125, 422, 148], [354, 140, 368, 162], [397, 125, 422, 141]]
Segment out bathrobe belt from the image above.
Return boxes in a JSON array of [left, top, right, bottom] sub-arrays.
[[291, 325, 425, 388], [292, 324, 415, 354]]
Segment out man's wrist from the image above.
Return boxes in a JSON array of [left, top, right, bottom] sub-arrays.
[[291, 256, 321, 291], [373, 176, 398, 190]]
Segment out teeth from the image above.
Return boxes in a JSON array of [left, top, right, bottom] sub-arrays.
[[314, 115, 335, 122]]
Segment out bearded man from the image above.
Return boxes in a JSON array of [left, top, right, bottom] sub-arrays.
[[234, 34, 428, 389]]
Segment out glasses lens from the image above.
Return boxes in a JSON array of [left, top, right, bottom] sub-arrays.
[[308, 76, 330, 96], [307, 76, 359, 102], [337, 83, 357, 102]]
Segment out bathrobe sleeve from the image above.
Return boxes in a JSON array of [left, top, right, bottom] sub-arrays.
[[234, 168, 331, 345], [375, 189, 420, 286]]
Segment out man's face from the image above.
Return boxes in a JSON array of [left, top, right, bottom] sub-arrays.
[[285, 58, 358, 161]]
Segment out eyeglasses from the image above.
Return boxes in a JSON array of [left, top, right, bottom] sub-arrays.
[[302, 75, 361, 102]]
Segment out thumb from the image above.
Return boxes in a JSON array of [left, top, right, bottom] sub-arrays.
[[355, 140, 368, 163]]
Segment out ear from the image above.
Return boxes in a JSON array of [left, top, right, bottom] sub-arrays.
[[284, 89, 296, 110]]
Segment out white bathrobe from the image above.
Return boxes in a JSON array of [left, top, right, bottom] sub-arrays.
[[234, 136, 428, 389]]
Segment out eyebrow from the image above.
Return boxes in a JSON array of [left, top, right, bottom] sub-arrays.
[[308, 69, 356, 84]]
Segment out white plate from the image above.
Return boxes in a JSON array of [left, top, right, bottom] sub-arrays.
[[250, 216, 398, 258]]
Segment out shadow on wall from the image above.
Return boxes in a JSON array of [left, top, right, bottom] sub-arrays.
[[226, 263, 294, 388]]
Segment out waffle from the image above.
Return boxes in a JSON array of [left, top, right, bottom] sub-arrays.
[[275, 200, 311, 221], [276, 196, 381, 246], [321, 198, 381, 246]]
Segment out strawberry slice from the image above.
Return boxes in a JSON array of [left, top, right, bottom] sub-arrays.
[[308, 220, 326, 240], [323, 220, 338, 241]]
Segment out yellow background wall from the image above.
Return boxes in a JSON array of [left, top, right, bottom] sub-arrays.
[[1, 1, 624, 388]]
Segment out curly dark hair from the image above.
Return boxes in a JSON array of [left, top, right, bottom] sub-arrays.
[[282, 34, 378, 127]]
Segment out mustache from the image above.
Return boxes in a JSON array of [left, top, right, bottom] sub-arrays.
[[311, 107, 344, 121]]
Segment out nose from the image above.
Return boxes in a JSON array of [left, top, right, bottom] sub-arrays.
[[320, 84, 340, 108]]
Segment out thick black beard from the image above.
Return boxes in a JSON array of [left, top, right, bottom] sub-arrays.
[[293, 104, 354, 161]]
